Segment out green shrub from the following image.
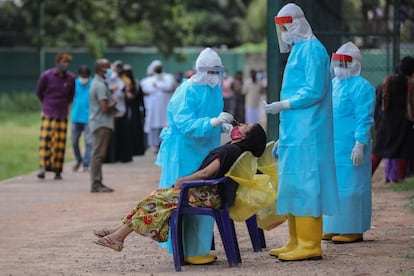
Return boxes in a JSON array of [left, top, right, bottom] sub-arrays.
[[0, 92, 40, 113]]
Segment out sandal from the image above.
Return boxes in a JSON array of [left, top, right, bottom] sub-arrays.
[[93, 228, 112, 238], [93, 236, 123, 252]]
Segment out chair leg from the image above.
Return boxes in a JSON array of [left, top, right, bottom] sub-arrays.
[[211, 234, 215, 250], [216, 211, 240, 267], [230, 219, 242, 263], [170, 212, 184, 272], [246, 215, 266, 252], [259, 228, 266, 248]]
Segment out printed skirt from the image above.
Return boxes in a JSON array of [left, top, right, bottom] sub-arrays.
[[122, 186, 222, 242]]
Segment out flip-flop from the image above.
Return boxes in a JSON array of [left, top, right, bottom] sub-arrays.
[[93, 236, 123, 252], [93, 228, 111, 238]]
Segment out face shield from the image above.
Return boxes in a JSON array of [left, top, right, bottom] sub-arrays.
[[196, 66, 224, 88], [190, 47, 224, 88], [331, 41, 362, 80], [331, 54, 353, 80], [274, 16, 293, 53]]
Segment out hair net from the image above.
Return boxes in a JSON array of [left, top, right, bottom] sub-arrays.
[[146, 60, 162, 76], [236, 124, 267, 157], [190, 47, 223, 87], [276, 3, 313, 44], [333, 41, 361, 78]]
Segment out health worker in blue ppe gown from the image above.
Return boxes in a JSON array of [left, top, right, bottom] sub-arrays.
[[155, 47, 234, 265], [264, 3, 339, 261], [322, 42, 375, 244]]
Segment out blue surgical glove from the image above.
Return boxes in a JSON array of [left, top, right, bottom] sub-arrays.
[[351, 141, 364, 166], [272, 139, 279, 159], [264, 100, 291, 114]]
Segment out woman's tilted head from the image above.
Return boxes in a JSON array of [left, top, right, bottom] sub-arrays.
[[235, 124, 267, 157]]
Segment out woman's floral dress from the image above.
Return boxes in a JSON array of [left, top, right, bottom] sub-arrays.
[[122, 186, 222, 242]]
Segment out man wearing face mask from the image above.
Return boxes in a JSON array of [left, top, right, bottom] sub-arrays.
[[140, 60, 177, 153], [36, 52, 76, 180], [89, 59, 117, 193], [322, 42, 375, 244], [155, 47, 234, 264], [263, 3, 339, 261], [70, 65, 93, 173]]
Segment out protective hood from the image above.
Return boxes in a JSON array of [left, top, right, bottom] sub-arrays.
[[190, 47, 224, 88], [331, 41, 361, 80], [274, 3, 313, 53]]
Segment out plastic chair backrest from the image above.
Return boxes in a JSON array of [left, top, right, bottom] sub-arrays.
[[257, 141, 275, 168], [227, 151, 257, 180]]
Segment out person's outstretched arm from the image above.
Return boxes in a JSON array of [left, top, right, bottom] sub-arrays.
[[174, 159, 220, 189]]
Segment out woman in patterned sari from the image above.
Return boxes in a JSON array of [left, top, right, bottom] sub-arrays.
[[92, 123, 266, 252]]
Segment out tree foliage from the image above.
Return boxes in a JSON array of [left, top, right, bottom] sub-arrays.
[[0, 0, 266, 56]]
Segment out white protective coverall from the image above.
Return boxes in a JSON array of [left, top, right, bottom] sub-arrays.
[[155, 48, 229, 258], [323, 42, 375, 234], [140, 60, 176, 147], [275, 4, 339, 217]]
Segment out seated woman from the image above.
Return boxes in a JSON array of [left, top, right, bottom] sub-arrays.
[[93, 123, 267, 252]]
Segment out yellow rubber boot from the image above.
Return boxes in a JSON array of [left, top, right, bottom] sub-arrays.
[[331, 234, 363, 244], [269, 214, 297, 257], [278, 216, 322, 261], [322, 233, 338, 240], [184, 253, 217, 265]]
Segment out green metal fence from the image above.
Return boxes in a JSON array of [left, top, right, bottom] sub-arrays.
[[0, 48, 245, 93]]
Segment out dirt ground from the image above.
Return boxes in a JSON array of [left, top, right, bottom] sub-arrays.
[[0, 152, 413, 276]]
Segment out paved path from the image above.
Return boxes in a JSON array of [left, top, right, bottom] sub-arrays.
[[1, 154, 414, 275]]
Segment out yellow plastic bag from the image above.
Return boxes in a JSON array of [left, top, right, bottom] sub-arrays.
[[226, 152, 276, 222], [256, 142, 287, 230]]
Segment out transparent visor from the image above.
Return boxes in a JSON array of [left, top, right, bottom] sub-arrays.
[[274, 16, 293, 53], [197, 66, 224, 88], [331, 54, 352, 80]]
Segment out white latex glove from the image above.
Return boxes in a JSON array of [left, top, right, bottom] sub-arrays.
[[350, 141, 364, 167], [221, 123, 233, 135], [272, 139, 279, 159], [263, 100, 291, 114], [210, 112, 234, 127]]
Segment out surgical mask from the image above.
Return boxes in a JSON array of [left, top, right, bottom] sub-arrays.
[[79, 77, 89, 86], [230, 126, 244, 140], [281, 31, 293, 45], [58, 64, 68, 72], [105, 68, 112, 79], [334, 67, 348, 80]]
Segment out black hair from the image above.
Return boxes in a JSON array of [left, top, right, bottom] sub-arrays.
[[78, 65, 91, 76], [236, 124, 267, 157], [400, 56, 414, 76]]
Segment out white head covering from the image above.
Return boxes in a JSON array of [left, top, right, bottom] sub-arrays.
[[190, 47, 223, 87], [333, 41, 361, 79], [146, 60, 162, 76], [276, 3, 313, 44]]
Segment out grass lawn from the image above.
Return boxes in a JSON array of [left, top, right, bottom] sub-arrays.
[[0, 111, 73, 181], [387, 176, 414, 212]]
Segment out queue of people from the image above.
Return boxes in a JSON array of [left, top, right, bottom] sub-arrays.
[[33, 2, 413, 270]]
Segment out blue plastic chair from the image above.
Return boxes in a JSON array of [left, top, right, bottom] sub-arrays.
[[170, 153, 266, 272]]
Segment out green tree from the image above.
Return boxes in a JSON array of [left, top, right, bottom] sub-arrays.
[[0, 0, 267, 56]]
